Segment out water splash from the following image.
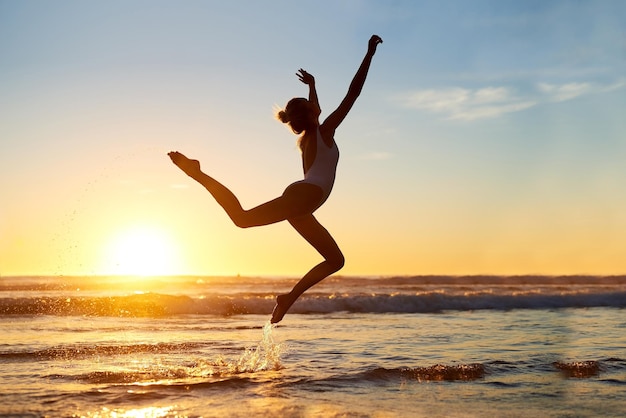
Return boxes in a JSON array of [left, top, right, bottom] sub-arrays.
[[39, 321, 285, 386], [162, 321, 285, 379], [233, 321, 284, 373]]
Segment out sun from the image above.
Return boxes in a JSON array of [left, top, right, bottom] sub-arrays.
[[101, 226, 180, 276]]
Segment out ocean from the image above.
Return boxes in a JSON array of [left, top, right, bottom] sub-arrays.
[[1, 275, 625, 417]]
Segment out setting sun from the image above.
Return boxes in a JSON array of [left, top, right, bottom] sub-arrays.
[[100, 226, 180, 276]]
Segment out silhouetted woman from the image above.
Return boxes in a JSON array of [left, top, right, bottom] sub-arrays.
[[169, 35, 382, 323]]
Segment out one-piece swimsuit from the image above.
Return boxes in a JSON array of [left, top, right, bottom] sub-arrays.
[[297, 127, 339, 208]]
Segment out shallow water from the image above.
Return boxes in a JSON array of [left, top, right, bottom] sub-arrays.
[[1, 276, 625, 417]]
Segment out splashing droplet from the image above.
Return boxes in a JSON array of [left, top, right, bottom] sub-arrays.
[[234, 321, 284, 373]]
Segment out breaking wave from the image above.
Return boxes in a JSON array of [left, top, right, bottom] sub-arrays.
[[1, 290, 625, 317]]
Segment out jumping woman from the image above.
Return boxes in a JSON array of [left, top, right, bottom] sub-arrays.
[[169, 35, 383, 323]]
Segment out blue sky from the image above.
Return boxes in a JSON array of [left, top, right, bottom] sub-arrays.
[[1, 1, 625, 276]]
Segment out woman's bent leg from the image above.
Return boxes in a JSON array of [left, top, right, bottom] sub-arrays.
[[271, 214, 344, 323]]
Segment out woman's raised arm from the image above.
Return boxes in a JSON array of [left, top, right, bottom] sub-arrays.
[[322, 35, 382, 133], [297, 68, 321, 119]]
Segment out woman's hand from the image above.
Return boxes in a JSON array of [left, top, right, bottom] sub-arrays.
[[297, 68, 315, 85], [368, 35, 383, 55], [298, 68, 321, 116]]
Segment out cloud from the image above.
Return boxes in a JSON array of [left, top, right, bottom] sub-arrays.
[[537, 82, 592, 102], [395, 79, 625, 121], [602, 78, 626, 92], [397, 86, 536, 121], [453, 101, 536, 121]]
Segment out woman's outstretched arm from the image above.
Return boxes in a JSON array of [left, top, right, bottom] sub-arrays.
[[297, 68, 321, 119], [322, 35, 383, 133]]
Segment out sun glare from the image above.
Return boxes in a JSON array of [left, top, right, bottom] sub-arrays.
[[101, 226, 180, 276]]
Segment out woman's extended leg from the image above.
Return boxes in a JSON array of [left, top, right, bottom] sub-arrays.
[[271, 214, 345, 323], [169, 151, 322, 228]]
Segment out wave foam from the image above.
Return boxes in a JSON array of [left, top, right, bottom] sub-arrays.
[[3, 290, 626, 318]]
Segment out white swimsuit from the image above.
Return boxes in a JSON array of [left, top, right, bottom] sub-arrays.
[[301, 128, 339, 204]]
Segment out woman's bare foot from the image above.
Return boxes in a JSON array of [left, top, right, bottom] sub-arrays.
[[271, 293, 296, 324], [168, 151, 201, 178]]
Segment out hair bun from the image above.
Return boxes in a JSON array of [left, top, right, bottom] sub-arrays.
[[277, 110, 290, 123]]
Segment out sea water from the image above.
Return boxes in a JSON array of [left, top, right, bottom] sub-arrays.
[[1, 275, 625, 417]]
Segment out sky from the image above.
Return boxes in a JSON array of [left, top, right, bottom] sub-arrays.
[[1, 0, 625, 277]]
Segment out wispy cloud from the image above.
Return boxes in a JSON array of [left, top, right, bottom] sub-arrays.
[[396, 86, 535, 121], [537, 82, 592, 102], [602, 78, 626, 93], [394, 79, 625, 121]]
